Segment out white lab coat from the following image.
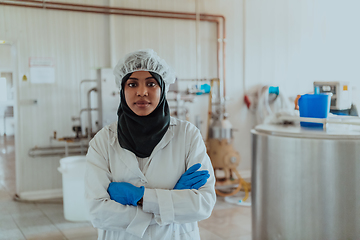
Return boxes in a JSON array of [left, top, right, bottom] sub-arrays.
[[85, 117, 216, 240]]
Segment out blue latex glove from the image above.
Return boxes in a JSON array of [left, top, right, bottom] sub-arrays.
[[174, 163, 210, 190], [107, 182, 144, 206]]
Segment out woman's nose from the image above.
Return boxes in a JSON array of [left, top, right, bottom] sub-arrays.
[[137, 84, 148, 96]]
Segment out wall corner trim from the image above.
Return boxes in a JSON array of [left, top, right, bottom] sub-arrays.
[[18, 188, 63, 201]]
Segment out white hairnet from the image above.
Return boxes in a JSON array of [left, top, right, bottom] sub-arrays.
[[113, 49, 176, 93]]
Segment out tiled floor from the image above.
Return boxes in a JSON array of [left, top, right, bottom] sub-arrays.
[[0, 136, 252, 240]]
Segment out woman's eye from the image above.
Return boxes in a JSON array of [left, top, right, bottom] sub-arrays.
[[128, 83, 137, 87], [148, 82, 157, 87]]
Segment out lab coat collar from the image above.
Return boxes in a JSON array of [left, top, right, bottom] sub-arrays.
[[169, 116, 177, 126], [148, 121, 174, 158]]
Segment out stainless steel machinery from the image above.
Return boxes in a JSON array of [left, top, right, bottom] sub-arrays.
[[29, 68, 119, 157], [251, 124, 360, 240], [207, 78, 251, 198]]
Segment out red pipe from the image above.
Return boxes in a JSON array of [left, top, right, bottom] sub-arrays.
[[1, 2, 210, 21], [9, 0, 224, 20], [1, 0, 227, 98]]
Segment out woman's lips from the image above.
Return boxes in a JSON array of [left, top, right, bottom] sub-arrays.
[[135, 101, 150, 108]]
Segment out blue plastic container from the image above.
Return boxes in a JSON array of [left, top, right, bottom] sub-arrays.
[[298, 93, 331, 128]]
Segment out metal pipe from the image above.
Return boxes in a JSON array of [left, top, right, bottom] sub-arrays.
[[5, 0, 224, 20], [72, 108, 98, 138], [79, 79, 97, 112], [79, 79, 97, 137], [206, 78, 221, 141], [96, 69, 103, 131], [29, 148, 88, 157], [1, 0, 227, 99], [202, 14, 227, 98], [216, 22, 220, 80], [1, 1, 216, 22], [195, 0, 201, 80], [28, 144, 89, 157], [242, 0, 247, 94], [78, 108, 98, 136], [177, 78, 210, 81], [29, 145, 81, 150], [198, 13, 226, 99], [87, 87, 97, 139], [80, 108, 98, 114], [222, 17, 227, 101]]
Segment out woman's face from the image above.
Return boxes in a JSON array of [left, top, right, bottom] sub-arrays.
[[124, 71, 161, 116]]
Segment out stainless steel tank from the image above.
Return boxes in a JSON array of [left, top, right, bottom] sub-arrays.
[[251, 124, 360, 240], [208, 118, 233, 140]]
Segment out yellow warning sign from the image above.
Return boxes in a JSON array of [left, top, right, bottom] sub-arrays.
[[343, 85, 348, 91], [22, 75, 27, 81]]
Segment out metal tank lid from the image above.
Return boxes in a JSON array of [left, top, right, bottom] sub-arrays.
[[253, 123, 360, 140]]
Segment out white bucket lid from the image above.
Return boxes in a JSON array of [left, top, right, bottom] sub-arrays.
[[60, 156, 86, 167]]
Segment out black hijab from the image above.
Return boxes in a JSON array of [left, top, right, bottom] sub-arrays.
[[117, 72, 170, 158]]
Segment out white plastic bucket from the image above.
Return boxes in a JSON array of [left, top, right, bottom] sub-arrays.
[[58, 156, 90, 222]]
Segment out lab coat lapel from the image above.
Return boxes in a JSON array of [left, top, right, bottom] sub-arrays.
[[109, 118, 176, 177], [149, 121, 175, 159], [120, 149, 146, 179], [109, 123, 146, 180]]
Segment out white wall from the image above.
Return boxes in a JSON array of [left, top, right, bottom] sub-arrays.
[[240, 0, 360, 170], [0, 0, 111, 196], [245, 0, 360, 97], [1, 0, 359, 197]]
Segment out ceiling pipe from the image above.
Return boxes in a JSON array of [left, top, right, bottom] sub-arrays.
[[1, 0, 227, 99]]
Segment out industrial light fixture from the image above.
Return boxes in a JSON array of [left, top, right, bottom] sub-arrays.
[[0, 40, 12, 44]]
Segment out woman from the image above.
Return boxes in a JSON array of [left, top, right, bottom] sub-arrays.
[[85, 49, 216, 240]]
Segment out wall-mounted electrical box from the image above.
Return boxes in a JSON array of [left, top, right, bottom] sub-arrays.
[[314, 81, 352, 110]]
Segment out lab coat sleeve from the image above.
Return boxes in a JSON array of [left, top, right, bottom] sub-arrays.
[[84, 129, 152, 238], [142, 127, 216, 225]]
